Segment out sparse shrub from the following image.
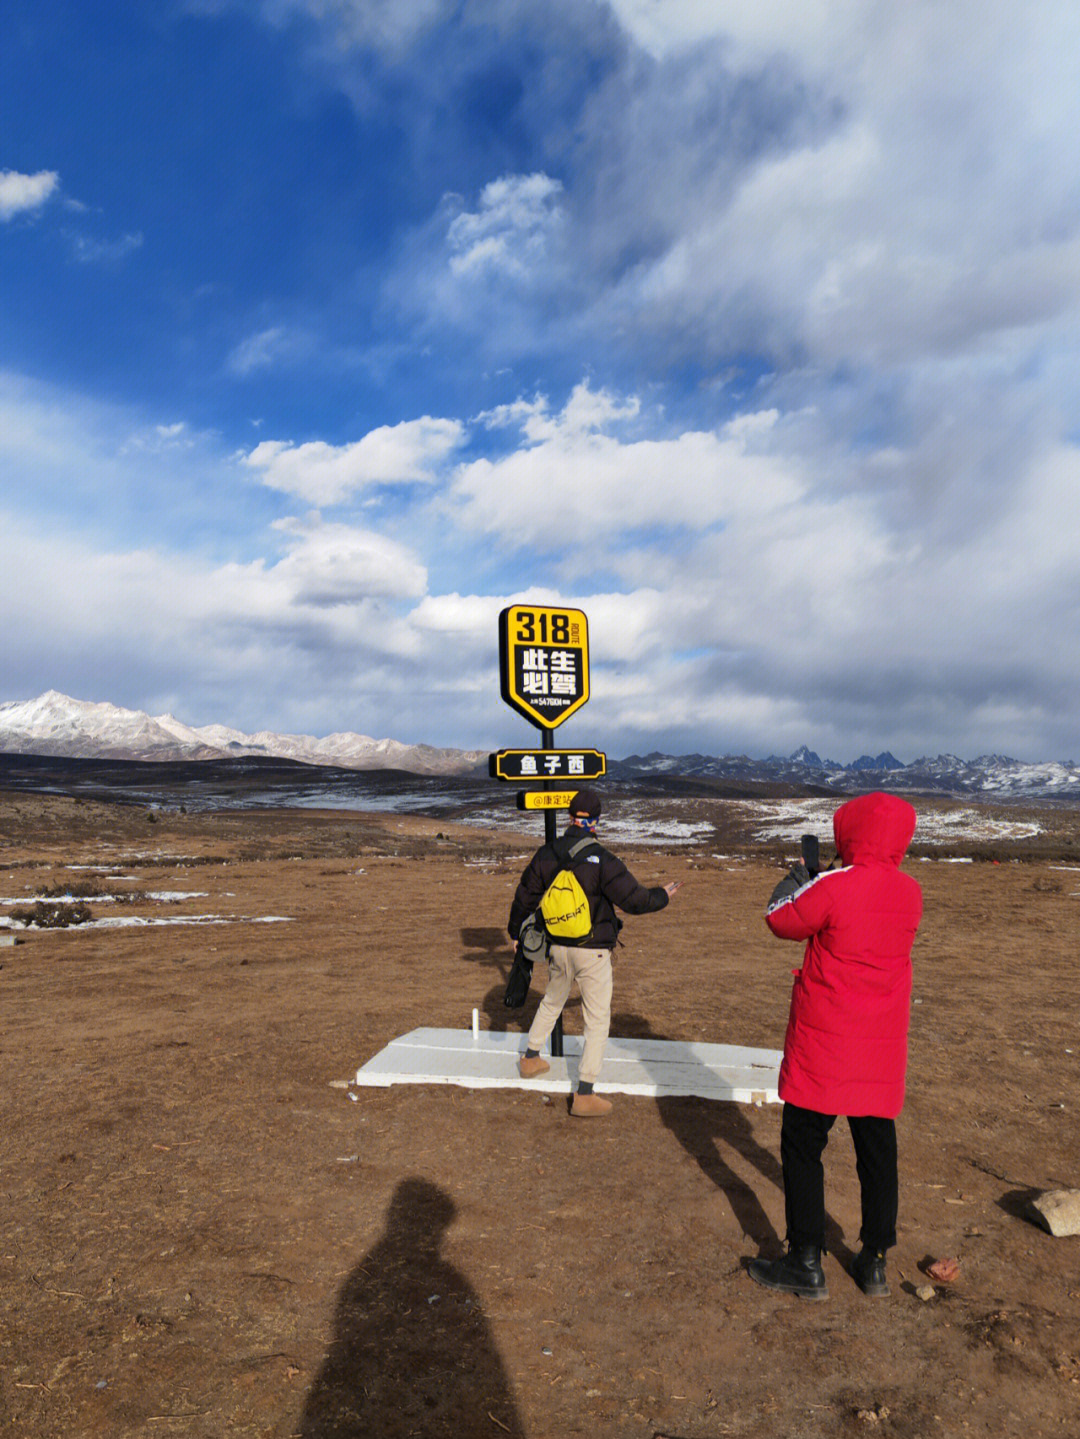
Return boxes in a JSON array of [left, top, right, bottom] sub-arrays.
[[36, 879, 105, 900], [9, 901, 94, 929]]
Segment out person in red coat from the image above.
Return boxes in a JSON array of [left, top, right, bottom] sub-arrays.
[[749, 791, 922, 1301]]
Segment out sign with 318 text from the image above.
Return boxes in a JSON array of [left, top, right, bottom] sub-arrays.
[[498, 604, 590, 730]]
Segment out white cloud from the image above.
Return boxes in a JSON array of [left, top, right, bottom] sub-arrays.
[[443, 373, 1080, 759], [606, 0, 870, 66], [379, 169, 576, 350], [249, 0, 1080, 387], [447, 173, 565, 278], [453, 380, 801, 545], [270, 514, 427, 602], [0, 499, 437, 712], [69, 231, 144, 264], [228, 326, 300, 375], [408, 591, 504, 636], [477, 383, 640, 443], [0, 169, 59, 221], [4, 398, 1080, 757], [591, 3, 1080, 370], [119, 421, 201, 455], [8, 359, 1080, 758], [242, 417, 466, 504], [257, 0, 444, 54]]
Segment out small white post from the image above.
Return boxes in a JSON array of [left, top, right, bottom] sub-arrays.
[[472, 1007, 479, 1041]]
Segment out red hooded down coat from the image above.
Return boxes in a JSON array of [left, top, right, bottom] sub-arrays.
[[767, 792, 922, 1119]]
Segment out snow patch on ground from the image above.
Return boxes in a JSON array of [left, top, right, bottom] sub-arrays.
[[598, 815, 713, 846], [83, 914, 292, 929], [65, 865, 137, 875], [457, 800, 713, 846], [731, 799, 1042, 845], [5, 913, 293, 931], [0, 891, 209, 905]]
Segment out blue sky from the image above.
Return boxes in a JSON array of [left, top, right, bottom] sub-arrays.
[[3, 0, 1080, 761]]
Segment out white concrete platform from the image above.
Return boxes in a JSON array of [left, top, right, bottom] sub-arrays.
[[354, 1027, 782, 1104]]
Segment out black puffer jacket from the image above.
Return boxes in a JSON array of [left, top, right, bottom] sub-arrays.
[[507, 826, 669, 949]]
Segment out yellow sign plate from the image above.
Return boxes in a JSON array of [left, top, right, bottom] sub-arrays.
[[488, 748, 606, 781], [517, 791, 578, 811], [499, 604, 590, 730]]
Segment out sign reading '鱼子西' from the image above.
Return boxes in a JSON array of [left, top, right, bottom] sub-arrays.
[[488, 748, 606, 781], [498, 604, 589, 730]]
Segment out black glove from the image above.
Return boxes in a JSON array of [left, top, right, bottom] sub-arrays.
[[768, 862, 811, 908]]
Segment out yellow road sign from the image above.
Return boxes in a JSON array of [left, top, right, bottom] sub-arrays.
[[516, 791, 578, 810], [488, 748, 606, 781], [499, 604, 590, 730]]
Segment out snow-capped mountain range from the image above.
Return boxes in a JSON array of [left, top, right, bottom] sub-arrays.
[[0, 692, 488, 776], [608, 746, 1080, 800], [1, 692, 1078, 798]]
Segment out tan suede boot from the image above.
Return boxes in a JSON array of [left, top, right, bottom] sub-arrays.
[[519, 1055, 550, 1078], [570, 1092, 612, 1117]]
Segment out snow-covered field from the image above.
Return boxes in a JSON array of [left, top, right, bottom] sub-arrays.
[[732, 798, 1043, 846], [456, 798, 715, 847], [0, 888, 291, 931]]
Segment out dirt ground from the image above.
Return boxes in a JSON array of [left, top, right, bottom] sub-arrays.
[[1, 791, 1079, 1439]]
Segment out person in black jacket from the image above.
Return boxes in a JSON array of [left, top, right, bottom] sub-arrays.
[[507, 789, 681, 1117]]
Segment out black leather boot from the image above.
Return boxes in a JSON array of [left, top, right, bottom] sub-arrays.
[[850, 1246, 890, 1297], [748, 1245, 828, 1300]]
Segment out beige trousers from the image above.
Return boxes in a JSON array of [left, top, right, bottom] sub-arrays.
[[527, 944, 613, 1085]]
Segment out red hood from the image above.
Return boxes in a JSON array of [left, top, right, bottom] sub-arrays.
[[833, 791, 917, 866]]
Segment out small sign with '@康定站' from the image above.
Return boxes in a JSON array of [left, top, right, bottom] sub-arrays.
[[516, 790, 578, 811]]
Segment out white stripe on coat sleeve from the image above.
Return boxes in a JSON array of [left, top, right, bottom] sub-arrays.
[[765, 865, 849, 916]]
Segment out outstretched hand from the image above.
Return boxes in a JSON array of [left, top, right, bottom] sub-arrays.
[[663, 881, 683, 898]]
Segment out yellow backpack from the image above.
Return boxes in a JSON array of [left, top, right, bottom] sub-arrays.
[[539, 835, 596, 940]]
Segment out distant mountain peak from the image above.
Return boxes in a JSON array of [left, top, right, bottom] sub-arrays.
[[0, 691, 486, 776], [848, 751, 904, 772], [789, 745, 825, 768]]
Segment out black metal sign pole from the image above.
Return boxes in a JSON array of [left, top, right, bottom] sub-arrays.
[[542, 728, 558, 842], [543, 726, 564, 1058]]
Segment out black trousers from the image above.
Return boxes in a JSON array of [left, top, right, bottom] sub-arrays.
[[780, 1102, 898, 1252]]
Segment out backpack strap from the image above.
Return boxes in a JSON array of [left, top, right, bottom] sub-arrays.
[[552, 832, 599, 866]]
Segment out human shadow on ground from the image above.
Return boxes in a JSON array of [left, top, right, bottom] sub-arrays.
[[298, 1177, 524, 1439], [459, 925, 533, 1033], [611, 1011, 851, 1262]]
